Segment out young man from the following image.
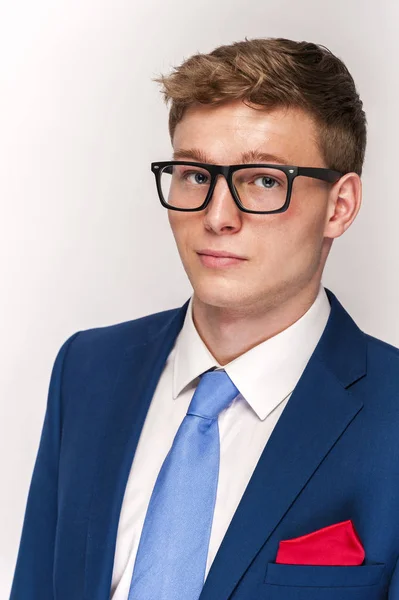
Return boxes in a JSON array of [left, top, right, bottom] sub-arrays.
[[10, 37, 399, 599]]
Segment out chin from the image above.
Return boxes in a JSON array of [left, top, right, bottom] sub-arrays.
[[191, 280, 250, 308]]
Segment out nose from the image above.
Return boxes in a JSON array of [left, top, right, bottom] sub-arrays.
[[203, 174, 242, 227]]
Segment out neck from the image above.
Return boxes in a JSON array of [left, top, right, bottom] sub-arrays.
[[191, 280, 322, 366]]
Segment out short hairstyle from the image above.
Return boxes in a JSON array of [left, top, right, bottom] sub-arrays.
[[153, 37, 367, 176]]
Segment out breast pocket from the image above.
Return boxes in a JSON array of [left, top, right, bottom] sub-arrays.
[[263, 562, 386, 600]]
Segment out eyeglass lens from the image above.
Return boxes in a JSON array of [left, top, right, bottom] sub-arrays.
[[160, 164, 288, 211]]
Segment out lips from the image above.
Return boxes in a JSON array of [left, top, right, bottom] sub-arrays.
[[197, 250, 245, 259], [197, 253, 245, 268]]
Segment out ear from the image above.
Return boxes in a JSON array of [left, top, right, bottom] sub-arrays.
[[324, 172, 362, 239]]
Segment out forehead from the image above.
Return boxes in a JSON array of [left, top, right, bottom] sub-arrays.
[[172, 100, 325, 167]]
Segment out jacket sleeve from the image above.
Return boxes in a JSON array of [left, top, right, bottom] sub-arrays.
[[9, 331, 81, 600]]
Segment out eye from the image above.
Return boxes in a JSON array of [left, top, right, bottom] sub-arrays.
[[253, 175, 280, 189], [183, 171, 210, 185]]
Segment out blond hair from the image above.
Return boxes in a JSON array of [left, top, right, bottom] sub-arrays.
[[153, 37, 367, 175]]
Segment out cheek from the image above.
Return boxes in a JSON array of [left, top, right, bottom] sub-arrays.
[[168, 211, 187, 239], [168, 212, 197, 253], [167, 210, 177, 230], [281, 189, 327, 239], [255, 200, 326, 265]]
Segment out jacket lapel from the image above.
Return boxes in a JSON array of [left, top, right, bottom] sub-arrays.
[[83, 303, 190, 600], [199, 289, 367, 600]]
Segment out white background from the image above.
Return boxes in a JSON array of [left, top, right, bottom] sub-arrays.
[[1, 0, 398, 596]]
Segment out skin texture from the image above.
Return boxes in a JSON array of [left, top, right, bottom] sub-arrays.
[[167, 100, 362, 365]]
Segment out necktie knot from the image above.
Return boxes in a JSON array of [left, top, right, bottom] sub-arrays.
[[187, 369, 239, 420]]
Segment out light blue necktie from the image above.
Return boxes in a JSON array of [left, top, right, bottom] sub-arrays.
[[127, 368, 240, 600]]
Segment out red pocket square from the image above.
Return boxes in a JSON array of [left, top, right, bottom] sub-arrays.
[[276, 519, 365, 566]]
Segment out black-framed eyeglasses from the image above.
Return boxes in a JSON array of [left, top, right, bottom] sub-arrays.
[[151, 161, 343, 214]]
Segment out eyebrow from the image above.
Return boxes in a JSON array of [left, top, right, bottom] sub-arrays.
[[172, 147, 291, 165]]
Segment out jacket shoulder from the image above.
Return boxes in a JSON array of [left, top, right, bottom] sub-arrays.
[[365, 333, 399, 359], [73, 304, 182, 355], [57, 304, 184, 382], [363, 333, 399, 391]]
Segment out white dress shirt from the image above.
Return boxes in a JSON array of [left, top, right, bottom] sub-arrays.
[[110, 284, 331, 599]]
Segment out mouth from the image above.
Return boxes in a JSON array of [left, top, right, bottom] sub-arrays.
[[197, 252, 246, 268], [197, 249, 246, 259]]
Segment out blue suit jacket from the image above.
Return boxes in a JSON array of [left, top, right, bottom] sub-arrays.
[[9, 289, 399, 599]]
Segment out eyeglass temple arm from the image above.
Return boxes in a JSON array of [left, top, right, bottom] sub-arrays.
[[297, 167, 343, 183]]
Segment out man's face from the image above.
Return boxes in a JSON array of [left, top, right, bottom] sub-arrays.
[[168, 100, 334, 314]]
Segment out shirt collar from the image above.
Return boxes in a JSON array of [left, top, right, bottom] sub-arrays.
[[172, 285, 331, 421]]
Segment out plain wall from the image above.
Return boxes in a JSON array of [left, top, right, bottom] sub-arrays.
[[1, 0, 398, 596]]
